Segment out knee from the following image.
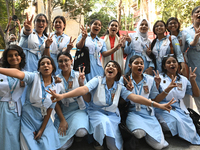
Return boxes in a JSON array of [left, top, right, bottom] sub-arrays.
[[132, 129, 146, 139], [75, 128, 88, 137]]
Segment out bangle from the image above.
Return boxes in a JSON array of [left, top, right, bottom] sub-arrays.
[[151, 101, 154, 107], [163, 90, 168, 94], [45, 46, 49, 48]]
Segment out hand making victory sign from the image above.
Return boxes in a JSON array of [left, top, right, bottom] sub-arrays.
[[146, 43, 152, 56], [123, 75, 134, 91], [78, 66, 85, 86], [66, 36, 76, 52], [80, 25, 88, 40], [24, 12, 34, 34]]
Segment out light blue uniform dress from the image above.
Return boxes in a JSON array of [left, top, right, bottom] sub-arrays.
[[49, 32, 70, 75], [152, 36, 184, 73], [119, 74, 165, 144], [155, 74, 200, 145], [0, 74, 25, 150], [85, 76, 131, 150], [19, 28, 47, 72], [54, 70, 91, 147], [124, 33, 153, 74], [21, 72, 62, 150], [76, 33, 107, 81]]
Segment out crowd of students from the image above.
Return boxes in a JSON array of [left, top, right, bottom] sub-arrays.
[[1, 5, 200, 150]]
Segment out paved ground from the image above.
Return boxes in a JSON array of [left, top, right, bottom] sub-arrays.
[[68, 135, 200, 150]]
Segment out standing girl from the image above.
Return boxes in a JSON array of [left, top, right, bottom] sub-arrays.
[[149, 20, 185, 74], [44, 16, 76, 75], [155, 54, 200, 145], [124, 19, 153, 74], [19, 13, 48, 72], [184, 6, 200, 113], [53, 51, 91, 149], [76, 19, 123, 81], [101, 20, 125, 73], [0, 55, 63, 150], [0, 45, 26, 150], [47, 60, 175, 150]]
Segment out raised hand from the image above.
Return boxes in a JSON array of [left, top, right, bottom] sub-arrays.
[[78, 66, 85, 86], [123, 76, 134, 91], [168, 75, 178, 89], [190, 67, 197, 81], [194, 25, 200, 39], [45, 34, 54, 48], [58, 120, 68, 136], [158, 98, 176, 112], [24, 12, 34, 31], [123, 31, 132, 43], [153, 70, 161, 87], [146, 43, 152, 56], [46, 88, 63, 103], [80, 25, 88, 40], [67, 36, 76, 51]]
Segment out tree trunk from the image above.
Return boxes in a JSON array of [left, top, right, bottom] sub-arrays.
[[12, 0, 16, 35], [48, 0, 52, 32], [117, 0, 122, 30], [5, 0, 10, 18]]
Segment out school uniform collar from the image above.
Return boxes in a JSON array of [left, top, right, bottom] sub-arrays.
[[156, 36, 167, 42], [33, 29, 46, 39], [130, 73, 147, 85], [88, 33, 99, 41], [60, 70, 75, 79], [161, 73, 181, 82], [53, 31, 65, 38], [39, 72, 56, 87], [102, 76, 118, 90], [188, 24, 194, 29]]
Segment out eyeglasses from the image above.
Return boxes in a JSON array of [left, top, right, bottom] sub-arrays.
[[58, 59, 70, 64], [36, 19, 46, 23]]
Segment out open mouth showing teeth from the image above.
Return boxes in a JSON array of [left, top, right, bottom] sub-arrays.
[[112, 30, 116, 32], [138, 68, 142, 72], [197, 16, 200, 19], [94, 29, 99, 31], [108, 71, 113, 73]]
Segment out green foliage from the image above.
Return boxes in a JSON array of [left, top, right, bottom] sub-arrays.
[[84, 8, 115, 37], [155, 0, 200, 28]]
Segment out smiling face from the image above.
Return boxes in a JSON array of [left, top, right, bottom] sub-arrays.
[[167, 19, 179, 32], [90, 20, 101, 36], [39, 58, 54, 76], [7, 50, 21, 69], [108, 21, 119, 36], [154, 21, 166, 35], [35, 16, 47, 35], [58, 54, 73, 73], [164, 56, 178, 75], [139, 20, 148, 33], [104, 62, 119, 80], [192, 7, 200, 25], [53, 18, 66, 33], [129, 57, 144, 76]]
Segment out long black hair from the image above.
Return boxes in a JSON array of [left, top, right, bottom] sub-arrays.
[[123, 55, 143, 86], [52, 16, 66, 31], [2, 44, 26, 69]]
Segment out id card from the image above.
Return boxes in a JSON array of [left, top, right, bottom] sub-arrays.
[[143, 82, 149, 94], [41, 105, 47, 117], [37, 51, 41, 59], [94, 52, 98, 59], [68, 81, 73, 89], [97, 41, 102, 47], [177, 81, 182, 91], [8, 101, 15, 110], [20, 80, 25, 87], [135, 104, 141, 111]]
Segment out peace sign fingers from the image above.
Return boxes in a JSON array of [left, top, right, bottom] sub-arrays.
[[190, 67, 197, 81], [123, 75, 134, 91], [45, 33, 54, 47], [78, 67, 85, 86], [153, 70, 161, 85], [67, 37, 76, 51]]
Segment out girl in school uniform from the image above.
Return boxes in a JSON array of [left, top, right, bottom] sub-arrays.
[[76, 19, 123, 81], [124, 19, 153, 75], [121, 55, 172, 149], [184, 6, 200, 113], [19, 13, 48, 72], [166, 17, 200, 108], [0, 45, 26, 150], [47, 60, 175, 150], [0, 55, 63, 150], [149, 20, 185, 74], [155, 54, 200, 145], [101, 20, 125, 73], [43, 16, 76, 75], [53, 51, 91, 149]]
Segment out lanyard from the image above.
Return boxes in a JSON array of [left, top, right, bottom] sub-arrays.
[[156, 40, 161, 59], [56, 35, 64, 48], [91, 37, 98, 51], [134, 82, 144, 95], [38, 35, 44, 50], [7, 77, 19, 95], [62, 75, 72, 92]]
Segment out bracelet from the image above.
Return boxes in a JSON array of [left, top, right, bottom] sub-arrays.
[[163, 90, 168, 94], [151, 101, 154, 107], [45, 46, 49, 48]]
